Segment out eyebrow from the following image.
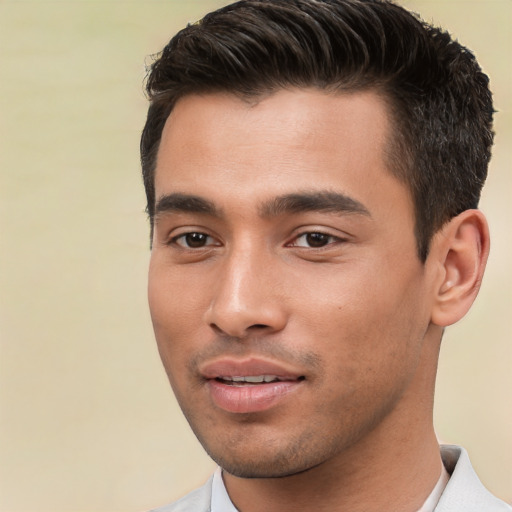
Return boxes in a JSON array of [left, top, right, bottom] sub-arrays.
[[260, 191, 371, 218], [153, 190, 371, 221], [154, 193, 222, 219]]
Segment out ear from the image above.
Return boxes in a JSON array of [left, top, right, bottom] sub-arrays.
[[430, 209, 490, 327]]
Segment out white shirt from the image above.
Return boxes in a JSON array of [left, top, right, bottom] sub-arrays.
[[211, 467, 238, 512], [418, 466, 450, 512], [210, 465, 450, 512]]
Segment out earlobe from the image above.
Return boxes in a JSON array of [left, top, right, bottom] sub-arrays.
[[430, 209, 490, 327]]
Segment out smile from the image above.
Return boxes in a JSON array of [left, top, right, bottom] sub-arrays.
[[200, 358, 306, 414], [216, 375, 298, 385]]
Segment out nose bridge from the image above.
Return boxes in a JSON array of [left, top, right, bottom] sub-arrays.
[[205, 237, 286, 337]]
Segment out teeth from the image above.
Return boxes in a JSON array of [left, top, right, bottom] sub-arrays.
[[244, 376, 265, 383], [221, 375, 279, 383]]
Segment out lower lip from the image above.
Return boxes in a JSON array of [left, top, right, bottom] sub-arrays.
[[207, 379, 301, 414]]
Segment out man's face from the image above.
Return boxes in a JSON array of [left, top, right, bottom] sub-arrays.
[[148, 89, 440, 478]]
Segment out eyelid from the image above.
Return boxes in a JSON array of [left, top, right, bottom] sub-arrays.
[[286, 228, 349, 248], [164, 226, 222, 249], [173, 233, 220, 248]]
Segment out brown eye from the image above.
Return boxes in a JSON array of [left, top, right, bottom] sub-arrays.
[[186, 233, 208, 247], [292, 232, 336, 248], [173, 232, 215, 248], [305, 233, 330, 247]]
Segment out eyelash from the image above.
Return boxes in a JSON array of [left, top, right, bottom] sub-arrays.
[[170, 232, 219, 249], [169, 230, 344, 250], [288, 232, 345, 249]]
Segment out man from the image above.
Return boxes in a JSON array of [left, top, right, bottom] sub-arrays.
[[140, 1, 510, 511]]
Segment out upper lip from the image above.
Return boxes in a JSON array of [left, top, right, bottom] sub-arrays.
[[199, 357, 305, 381]]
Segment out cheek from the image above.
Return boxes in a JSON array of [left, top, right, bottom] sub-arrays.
[[292, 263, 428, 379], [148, 258, 210, 326], [301, 292, 427, 435], [148, 265, 207, 374]]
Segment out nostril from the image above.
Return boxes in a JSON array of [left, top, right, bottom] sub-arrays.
[[249, 324, 270, 330], [209, 323, 224, 335]]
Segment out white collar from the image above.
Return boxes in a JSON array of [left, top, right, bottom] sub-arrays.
[[417, 464, 450, 512], [210, 464, 450, 512], [211, 467, 239, 512]]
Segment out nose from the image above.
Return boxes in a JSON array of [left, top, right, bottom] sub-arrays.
[[204, 247, 288, 339]]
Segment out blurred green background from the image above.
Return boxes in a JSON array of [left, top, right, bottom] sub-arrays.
[[0, 1, 510, 510]]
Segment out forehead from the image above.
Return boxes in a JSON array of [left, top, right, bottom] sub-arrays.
[[154, 88, 409, 219], [160, 88, 391, 152]]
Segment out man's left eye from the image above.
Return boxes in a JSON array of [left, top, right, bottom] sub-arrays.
[[172, 232, 217, 248], [291, 232, 338, 248]]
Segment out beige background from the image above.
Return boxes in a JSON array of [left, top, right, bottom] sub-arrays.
[[0, 1, 510, 511]]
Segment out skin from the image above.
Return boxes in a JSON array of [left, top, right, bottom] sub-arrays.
[[148, 89, 489, 511]]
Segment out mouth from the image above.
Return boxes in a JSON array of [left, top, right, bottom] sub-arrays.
[[200, 358, 306, 414], [215, 375, 305, 386]]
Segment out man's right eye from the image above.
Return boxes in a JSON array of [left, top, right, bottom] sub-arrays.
[[171, 232, 217, 249]]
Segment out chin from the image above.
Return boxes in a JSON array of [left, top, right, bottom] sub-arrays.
[[200, 435, 331, 479], [210, 453, 315, 479]]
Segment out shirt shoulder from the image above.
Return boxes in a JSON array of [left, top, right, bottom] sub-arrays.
[[436, 445, 511, 512]]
